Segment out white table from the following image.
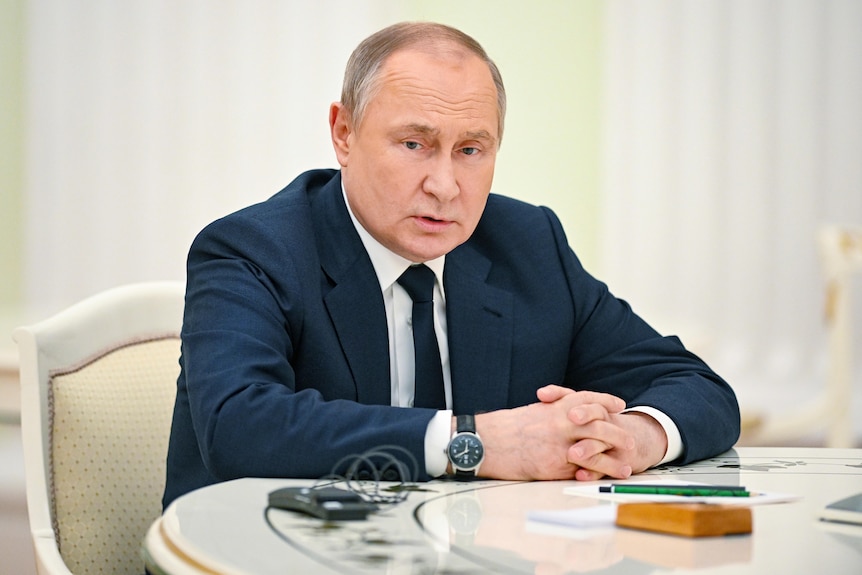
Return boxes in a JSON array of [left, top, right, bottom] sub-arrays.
[[143, 447, 862, 574]]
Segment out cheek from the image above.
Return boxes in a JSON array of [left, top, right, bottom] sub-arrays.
[[463, 198, 488, 232], [373, 163, 420, 207], [460, 172, 494, 219]]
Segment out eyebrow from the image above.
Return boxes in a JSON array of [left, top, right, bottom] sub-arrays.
[[463, 129, 495, 143], [398, 124, 496, 144], [399, 123, 439, 137]]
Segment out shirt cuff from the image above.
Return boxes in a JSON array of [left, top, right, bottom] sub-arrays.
[[424, 410, 453, 477], [623, 406, 683, 465]]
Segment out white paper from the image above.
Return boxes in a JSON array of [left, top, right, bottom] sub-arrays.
[[526, 504, 617, 528]]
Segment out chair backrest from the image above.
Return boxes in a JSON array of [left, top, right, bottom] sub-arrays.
[[819, 226, 862, 447], [14, 281, 185, 575]]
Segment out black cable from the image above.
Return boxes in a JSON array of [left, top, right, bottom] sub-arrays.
[[262, 445, 424, 569], [321, 445, 420, 507]]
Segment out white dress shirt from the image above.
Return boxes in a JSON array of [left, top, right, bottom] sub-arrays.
[[341, 187, 681, 477]]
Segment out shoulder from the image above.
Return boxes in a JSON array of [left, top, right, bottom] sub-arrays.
[[225, 169, 339, 223], [184, 170, 344, 286], [473, 194, 567, 249], [454, 194, 584, 287], [193, 169, 339, 241]]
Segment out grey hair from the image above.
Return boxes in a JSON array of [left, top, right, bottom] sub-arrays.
[[340, 22, 506, 144]]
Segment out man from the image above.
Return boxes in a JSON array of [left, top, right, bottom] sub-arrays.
[[163, 22, 739, 508]]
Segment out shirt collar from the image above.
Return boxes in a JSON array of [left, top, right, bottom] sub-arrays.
[[341, 183, 446, 292]]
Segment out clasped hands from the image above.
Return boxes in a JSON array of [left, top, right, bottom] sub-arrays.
[[475, 385, 668, 481]]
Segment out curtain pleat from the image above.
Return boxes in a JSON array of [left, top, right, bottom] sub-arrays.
[[601, 0, 862, 423]]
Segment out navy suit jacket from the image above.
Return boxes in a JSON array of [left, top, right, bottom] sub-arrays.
[[163, 169, 739, 507]]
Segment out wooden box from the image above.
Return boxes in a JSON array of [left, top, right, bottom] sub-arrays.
[[616, 503, 752, 537]]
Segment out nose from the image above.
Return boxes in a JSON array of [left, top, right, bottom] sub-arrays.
[[422, 153, 459, 202]]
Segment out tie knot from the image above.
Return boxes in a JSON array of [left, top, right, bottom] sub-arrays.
[[397, 264, 436, 303]]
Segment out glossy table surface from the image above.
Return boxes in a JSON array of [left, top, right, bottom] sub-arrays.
[[144, 447, 862, 574]]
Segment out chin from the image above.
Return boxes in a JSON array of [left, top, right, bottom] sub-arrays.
[[403, 247, 450, 263], [399, 233, 466, 263]]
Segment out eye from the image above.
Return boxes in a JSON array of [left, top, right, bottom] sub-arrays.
[[461, 147, 479, 156], [403, 141, 421, 150]]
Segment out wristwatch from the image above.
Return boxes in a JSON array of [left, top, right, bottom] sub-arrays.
[[447, 414, 484, 479]]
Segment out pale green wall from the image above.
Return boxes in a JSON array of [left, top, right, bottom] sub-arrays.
[[0, 0, 25, 309], [0, 2, 605, 313], [404, 1, 604, 271]]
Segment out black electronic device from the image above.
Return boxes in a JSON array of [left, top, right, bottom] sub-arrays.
[[267, 486, 375, 521]]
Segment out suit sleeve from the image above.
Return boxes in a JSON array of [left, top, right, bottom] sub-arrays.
[[541, 207, 741, 464], [176, 211, 434, 484]]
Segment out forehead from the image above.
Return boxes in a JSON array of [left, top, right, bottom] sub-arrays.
[[368, 46, 499, 138]]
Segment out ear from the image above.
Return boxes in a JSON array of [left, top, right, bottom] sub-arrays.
[[329, 102, 352, 167]]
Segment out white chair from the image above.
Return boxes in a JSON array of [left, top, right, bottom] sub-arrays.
[[741, 226, 862, 447], [13, 281, 185, 575]]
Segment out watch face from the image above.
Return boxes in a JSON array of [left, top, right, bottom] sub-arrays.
[[448, 433, 484, 470]]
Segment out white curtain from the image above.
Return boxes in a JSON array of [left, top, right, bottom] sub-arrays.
[[22, 0, 862, 431], [601, 0, 862, 427], [22, 0, 406, 315]]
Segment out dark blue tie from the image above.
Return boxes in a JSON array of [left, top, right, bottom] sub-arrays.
[[397, 265, 446, 409]]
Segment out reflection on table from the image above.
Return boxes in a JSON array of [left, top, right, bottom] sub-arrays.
[[144, 447, 862, 575]]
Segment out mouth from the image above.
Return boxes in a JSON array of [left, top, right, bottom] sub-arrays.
[[414, 215, 453, 230]]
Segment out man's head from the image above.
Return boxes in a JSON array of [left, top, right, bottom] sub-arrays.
[[340, 22, 507, 143], [330, 22, 505, 263]]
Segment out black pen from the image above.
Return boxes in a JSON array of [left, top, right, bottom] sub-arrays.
[[598, 484, 751, 497]]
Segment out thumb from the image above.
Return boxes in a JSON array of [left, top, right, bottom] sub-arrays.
[[536, 384, 575, 403]]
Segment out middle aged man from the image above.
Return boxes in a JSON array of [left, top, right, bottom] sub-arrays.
[[163, 22, 740, 508]]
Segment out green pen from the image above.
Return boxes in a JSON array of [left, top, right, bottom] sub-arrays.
[[598, 484, 751, 497]]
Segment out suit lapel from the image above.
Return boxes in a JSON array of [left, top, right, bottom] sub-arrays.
[[444, 245, 513, 415], [308, 172, 515, 411], [312, 175, 391, 406]]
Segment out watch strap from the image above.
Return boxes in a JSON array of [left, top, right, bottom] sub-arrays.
[[451, 414, 481, 480], [456, 414, 476, 434]]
